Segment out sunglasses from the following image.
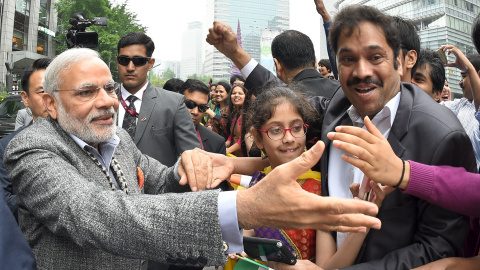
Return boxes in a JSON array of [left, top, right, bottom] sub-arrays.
[[117, 55, 151, 67], [185, 99, 209, 113]]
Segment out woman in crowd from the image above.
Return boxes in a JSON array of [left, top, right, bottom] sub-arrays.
[[225, 84, 248, 156], [205, 81, 230, 139]]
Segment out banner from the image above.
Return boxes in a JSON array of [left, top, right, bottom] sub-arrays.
[[260, 29, 282, 75]]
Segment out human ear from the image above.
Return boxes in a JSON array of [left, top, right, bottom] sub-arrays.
[[42, 93, 58, 119], [20, 91, 29, 107], [148, 58, 155, 71], [404, 50, 417, 70]]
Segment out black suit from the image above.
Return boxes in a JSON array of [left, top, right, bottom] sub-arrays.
[[197, 124, 226, 155], [245, 64, 340, 99], [197, 124, 229, 192], [320, 83, 473, 269]]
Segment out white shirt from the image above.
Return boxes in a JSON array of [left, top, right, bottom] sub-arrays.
[[328, 92, 401, 248], [117, 83, 148, 126]]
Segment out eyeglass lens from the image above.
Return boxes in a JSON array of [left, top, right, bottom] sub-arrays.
[[117, 56, 150, 67]]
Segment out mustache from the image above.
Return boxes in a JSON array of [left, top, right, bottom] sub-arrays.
[[88, 108, 116, 123], [346, 77, 384, 87]]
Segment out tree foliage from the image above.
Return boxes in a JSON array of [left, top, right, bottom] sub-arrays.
[[54, 0, 147, 81], [187, 74, 215, 86], [162, 68, 176, 81]]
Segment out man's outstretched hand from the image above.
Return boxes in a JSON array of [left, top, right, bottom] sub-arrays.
[[237, 141, 381, 233]]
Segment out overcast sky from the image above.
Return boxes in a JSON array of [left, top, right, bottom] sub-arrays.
[[117, 0, 335, 63]]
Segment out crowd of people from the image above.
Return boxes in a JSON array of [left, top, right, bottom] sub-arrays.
[[2, 0, 480, 269]]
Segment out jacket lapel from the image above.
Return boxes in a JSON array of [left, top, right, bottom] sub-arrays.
[[134, 82, 158, 144], [387, 84, 412, 158]]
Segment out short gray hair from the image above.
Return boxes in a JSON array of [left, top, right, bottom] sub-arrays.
[[43, 48, 101, 94]]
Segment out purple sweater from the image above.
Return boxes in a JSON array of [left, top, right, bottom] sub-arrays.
[[405, 161, 479, 257]]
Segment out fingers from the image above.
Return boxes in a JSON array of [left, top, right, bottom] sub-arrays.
[[318, 197, 381, 230], [272, 141, 325, 182], [350, 183, 360, 198], [363, 116, 386, 140]]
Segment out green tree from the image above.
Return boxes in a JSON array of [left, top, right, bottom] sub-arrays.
[[54, 0, 146, 81], [162, 68, 176, 80], [187, 74, 215, 85]]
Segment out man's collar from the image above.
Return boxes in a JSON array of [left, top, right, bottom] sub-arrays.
[[67, 132, 120, 152], [120, 81, 149, 101], [347, 91, 402, 128]]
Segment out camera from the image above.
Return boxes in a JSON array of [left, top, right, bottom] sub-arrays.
[[66, 13, 107, 49]]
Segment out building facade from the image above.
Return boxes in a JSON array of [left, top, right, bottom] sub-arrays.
[[204, 0, 289, 81], [0, 0, 58, 93], [180, 21, 204, 80], [335, 0, 479, 97]]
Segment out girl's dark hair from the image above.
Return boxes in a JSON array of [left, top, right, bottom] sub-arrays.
[[246, 84, 320, 141], [225, 84, 249, 150]]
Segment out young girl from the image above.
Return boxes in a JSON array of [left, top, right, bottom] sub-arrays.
[[239, 85, 386, 268], [205, 81, 230, 139], [225, 84, 248, 156]]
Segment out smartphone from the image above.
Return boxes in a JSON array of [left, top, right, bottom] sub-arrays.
[[243, 236, 297, 265], [358, 176, 372, 202], [436, 49, 448, 65]]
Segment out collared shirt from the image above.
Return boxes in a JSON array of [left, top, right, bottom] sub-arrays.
[[442, 98, 480, 168], [328, 92, 401, 248], [67, 132, 243, 254], [68, 133, 121, 188], [117, 82, 149, 126]]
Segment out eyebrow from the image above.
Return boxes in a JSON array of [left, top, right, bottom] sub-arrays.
[[337, 45, 386, 55], [265, 119, 303, 126], [414, 72, 428, 80]]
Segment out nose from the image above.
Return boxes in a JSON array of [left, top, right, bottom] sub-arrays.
[[190, 106, 199, 115], [282, 129, 296, 143], [95, 87, 117, 109], [126, 60, 135, 71], [352, 58, 373, 79]]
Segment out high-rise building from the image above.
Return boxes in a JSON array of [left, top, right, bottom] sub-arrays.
[[334, 0, 479, 97], [180, 21, 204, 80], [0, 0, 58, 92], [205, 0, 289, 81]]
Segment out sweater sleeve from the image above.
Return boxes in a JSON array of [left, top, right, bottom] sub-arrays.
[[403, 160, 480, 217]]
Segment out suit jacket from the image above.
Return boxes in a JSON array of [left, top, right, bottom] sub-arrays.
[[15, 108, 33, 131], [320, 83, 473, 269], [132, 82, 201, 167], [0, 126, 26, 219], [0, 188, 37, 269], [197, 124, 226, 155], [245, 64, 341, 99], [4, 117, 226, 270]]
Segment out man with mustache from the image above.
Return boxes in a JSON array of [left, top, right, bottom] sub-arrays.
[[3, 47, 381, 269], [207, 5, 474, 269]]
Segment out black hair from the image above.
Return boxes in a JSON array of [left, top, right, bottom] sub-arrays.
[[117, 32, 155, 57], [472, 13, 480, 55], [21, 58, 52, 95], [271, 30, 316, 71], [246, 85, 319, 141], [393, 16, 420, 77], [318, 59, 332, 72], [230, 75, 245, 85], [467, 54, 480, 72], [417, 49, 445, 95], [329, 5, 401, 70], [179, 79, 209, 96], [163, 78, 184, 93]]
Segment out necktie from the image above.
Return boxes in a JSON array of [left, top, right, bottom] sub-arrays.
[[122, 95, 138, 139]]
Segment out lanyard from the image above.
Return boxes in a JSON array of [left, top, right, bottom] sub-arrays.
[[120, 94, 139, 118], [196, 128, 205, 150]]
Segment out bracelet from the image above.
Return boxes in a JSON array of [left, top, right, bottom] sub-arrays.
[[393, 158, 405, 189]]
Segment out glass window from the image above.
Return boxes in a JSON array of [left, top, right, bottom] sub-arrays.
[[14, 0, 30, 51]]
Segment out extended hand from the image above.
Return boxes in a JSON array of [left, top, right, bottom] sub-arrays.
[[440, 44, 473, 72], [327, 116, 409, 189], [237, 141, 381, 233], [178, 148, 213, 191]]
